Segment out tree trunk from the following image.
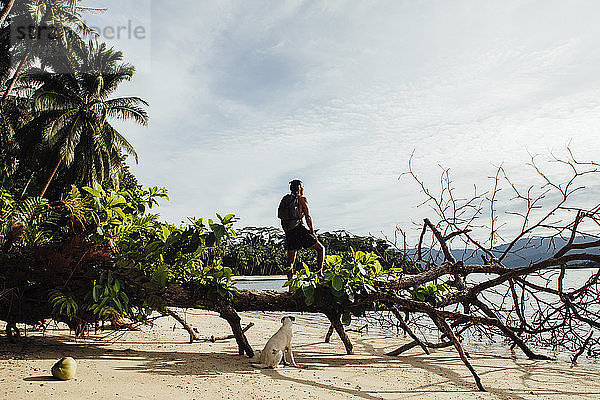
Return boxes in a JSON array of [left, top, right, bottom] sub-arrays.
[[162, 307, 200, 343], [390, 309, 430, 355], [20, 171, 34, 198], [40, 158, 61, 198], [430, 313, 485, 391], [324, 324, 334, 343], [218, 304, 254, 357], [1, 45, 32, 105], [0, 0, 15, 27], [324, 312, 353, 354]]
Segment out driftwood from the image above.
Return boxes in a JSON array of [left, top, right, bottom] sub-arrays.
[[200, 322, 254, 343], [161, 287, 354, 356], [3, 151, 600, 392], [162, 308, 253, 343], [162, 308, 201, 343]]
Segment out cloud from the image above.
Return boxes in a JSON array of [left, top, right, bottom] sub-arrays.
[[101, 0, 600, 244]]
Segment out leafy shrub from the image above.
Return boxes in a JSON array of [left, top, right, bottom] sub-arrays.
[[285, 249, 403, 325], [1, 182, 239, 335]]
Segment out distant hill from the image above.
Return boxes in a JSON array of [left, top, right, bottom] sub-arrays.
[[404, 236, 600, 268]]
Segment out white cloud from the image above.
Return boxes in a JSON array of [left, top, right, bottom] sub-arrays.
[[101, 0, 600, 244]]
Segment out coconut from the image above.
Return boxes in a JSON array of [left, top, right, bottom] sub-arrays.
[[51, 357, 77, 380]]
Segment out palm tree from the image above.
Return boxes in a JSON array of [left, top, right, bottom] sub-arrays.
[[0, 95, 36, 189], [1, 0, 94, 105], [22, 40, 148, 197]]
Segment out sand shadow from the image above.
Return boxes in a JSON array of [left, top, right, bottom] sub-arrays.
[[351, 336, 600, 400], [261, 368, 384, 400], [23, 376, 59, 382], [3, 334, 600, 399]]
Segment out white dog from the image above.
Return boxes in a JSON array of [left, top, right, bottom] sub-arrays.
[[251, 316, 298, 368]]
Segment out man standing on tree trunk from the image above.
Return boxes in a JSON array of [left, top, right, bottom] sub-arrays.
[[278, 179, 325, 279]]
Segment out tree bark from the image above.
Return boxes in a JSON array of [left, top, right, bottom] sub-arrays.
[[6, 322, 20, 342], [201, 323, 254, 343], [324, 324, 334, 343], [20, 171, 34, 198], [40, 158, 61, 198], [324, 312, 353, 354], [430, 313, 485, 392], [2, 45, 31, 105], [471, 298, 551, 360], [386, 340, 452, 356], [0, 0, 15, 27], [218, 304, 254, 357], [163, 307, 200, 343], [390, 309, 430, 355]]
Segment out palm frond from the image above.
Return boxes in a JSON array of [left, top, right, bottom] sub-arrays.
[[56, 116, 82, 165], [103, 124, 138, 162], [33, 90, 79, 111], [106, 105, 149, 126], [20, 36, 147, 190], [40, 109, 77, 142], [104, 96, 149, 108]]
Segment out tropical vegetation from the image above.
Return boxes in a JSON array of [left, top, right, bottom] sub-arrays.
[[1, 0, 143, 199], [0, 1, 408, 340], [0, 181, 239, 335], [222, 226, 413, 275], [4, 4, 600, 393]]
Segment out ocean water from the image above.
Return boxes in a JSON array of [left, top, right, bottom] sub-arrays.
[[233, 277, 288, 291], [233, 267, 597, 291]]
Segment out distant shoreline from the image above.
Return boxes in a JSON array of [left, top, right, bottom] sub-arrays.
[[233, 275, 287, 281]]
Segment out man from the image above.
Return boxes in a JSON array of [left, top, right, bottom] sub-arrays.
[[278, 179, 325, 278]]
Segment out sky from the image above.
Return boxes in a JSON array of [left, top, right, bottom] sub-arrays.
[[87, 0, 600, 244]]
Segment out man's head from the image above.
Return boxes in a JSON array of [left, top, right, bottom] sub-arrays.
[[289, 179, 303, 195]]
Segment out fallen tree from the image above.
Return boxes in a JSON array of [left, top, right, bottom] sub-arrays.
[[165, 151, 600, 391], [2, 152, 600, 392]]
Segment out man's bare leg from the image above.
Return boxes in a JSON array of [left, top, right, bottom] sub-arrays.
[[310, 241, 325, 271], [286, 250, 297, 280]]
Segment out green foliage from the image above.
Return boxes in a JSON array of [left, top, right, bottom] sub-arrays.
[[49, 289, 79, 318], [409, 282, 449, 306], [154, 214, 239, 301], [0, 187, 60, 246], [0, 2, 219, 335], [222, 226, 286, 275], [1, 2, 142, 199], [1, 181, 239, 334], [89, 271, 131, 319], [79, 184, 238, 305], [22, 40, 148, 194], [222, 227, 413, 276], [0, 188, 17, 239], [285, 249, 402, 324]]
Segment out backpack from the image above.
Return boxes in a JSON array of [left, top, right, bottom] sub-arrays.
[[277, 194, 300, 220]]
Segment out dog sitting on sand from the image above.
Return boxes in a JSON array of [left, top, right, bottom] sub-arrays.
[[251, 316, 298, 368]]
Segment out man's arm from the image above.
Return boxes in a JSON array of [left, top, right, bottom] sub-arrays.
[[299, 196, 315, 233]]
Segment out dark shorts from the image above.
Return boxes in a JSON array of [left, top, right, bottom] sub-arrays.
[[284, 224, 318, 251]]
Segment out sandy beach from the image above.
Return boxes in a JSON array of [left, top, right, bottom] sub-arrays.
[[1, 310, 599, 400]]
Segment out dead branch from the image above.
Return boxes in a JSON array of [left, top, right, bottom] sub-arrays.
[[199, 322, 254, 343], [430, 312, 485, 391], [162, 307, 200, 343]]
